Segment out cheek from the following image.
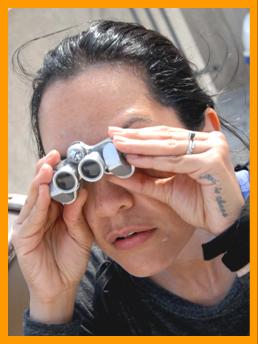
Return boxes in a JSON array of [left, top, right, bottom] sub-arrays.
[[83, 197, 98, 233], [82, 192, 108, 245], [164, 221, 195, 250], [151, 223, 194, 262]]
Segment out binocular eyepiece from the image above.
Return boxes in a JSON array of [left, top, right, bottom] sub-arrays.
[[50, 138, 135, 204]]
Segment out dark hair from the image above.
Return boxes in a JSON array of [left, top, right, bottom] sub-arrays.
[[12, 20, 247, 157]]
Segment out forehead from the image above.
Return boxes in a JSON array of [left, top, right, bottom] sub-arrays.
[[39, 65, 181, 155]]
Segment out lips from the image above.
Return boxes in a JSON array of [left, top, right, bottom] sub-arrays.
[[107, 226, 157, 250]]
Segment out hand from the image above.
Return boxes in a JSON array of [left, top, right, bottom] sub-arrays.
[[11, 150, 93, 305], [108, 126, 244, 235]]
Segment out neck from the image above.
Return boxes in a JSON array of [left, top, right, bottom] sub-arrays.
[[151, 228, 236, 306]]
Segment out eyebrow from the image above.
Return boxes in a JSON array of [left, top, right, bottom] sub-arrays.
[[121, 116, 152, 128]]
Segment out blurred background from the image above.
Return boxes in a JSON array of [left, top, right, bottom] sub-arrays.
[[9, 8, 250, 195], [8, 8, 250, 336]]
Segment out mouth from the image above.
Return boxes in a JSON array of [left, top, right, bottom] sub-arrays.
[[108, 227, 157, 250]]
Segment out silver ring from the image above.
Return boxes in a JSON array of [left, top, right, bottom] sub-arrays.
[[186, 131, 196, 154]]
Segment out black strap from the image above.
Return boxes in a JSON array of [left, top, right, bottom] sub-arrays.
[[234, 162, 249, 172], [202, 199, 249, 272]]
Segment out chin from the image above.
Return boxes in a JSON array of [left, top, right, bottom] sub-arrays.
[[116, 256, 173, 278]]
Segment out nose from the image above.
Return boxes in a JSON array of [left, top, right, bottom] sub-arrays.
[[88, 178, 134, 218]]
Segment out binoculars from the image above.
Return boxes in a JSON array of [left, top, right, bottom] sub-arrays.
[[50, 138, 135, 204]]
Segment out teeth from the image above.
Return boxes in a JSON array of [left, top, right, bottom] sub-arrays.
[[126, 232, 135, 237], [117, 232, 135, 240]]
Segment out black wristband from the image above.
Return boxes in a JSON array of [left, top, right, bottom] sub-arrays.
[[202, 199, 249, 272]]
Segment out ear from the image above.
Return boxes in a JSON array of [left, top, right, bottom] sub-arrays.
[[202, 107, 221, 132]]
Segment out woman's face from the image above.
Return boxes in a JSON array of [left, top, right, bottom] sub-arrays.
[[39, 65, 195, 277]]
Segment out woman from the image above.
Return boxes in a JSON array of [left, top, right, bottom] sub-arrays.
[[12, 20, 249, 335]]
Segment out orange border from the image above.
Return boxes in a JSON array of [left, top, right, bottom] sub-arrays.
[[2, 2, 257, 343]]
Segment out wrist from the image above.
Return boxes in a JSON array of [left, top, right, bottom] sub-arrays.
[[29, 288, 77, 324]]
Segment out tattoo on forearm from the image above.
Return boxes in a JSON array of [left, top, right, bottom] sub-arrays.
[[199, 173, 228, 217], [199, 173, 217, 185], [214, 186, 222, 194], [215, 195, 228, 217]]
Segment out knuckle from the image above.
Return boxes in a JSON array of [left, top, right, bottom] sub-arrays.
[[210, 131, 228, 146], [209, 133, 230, 157], [35, 158, 44, 172]]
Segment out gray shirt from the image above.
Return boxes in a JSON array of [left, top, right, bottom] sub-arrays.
[[24, 245, 249, 336]]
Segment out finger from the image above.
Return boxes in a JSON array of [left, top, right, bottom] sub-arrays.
[[45, 201, 62, 230], [20, 150, 60, 221], [112, 136, 212, 156], [109, 125, 188, 140], [63, 188, 91, 243], [35, 150, 61, 174], [109, 126, 209, 141], [18, 163, 53, 223], [107, 149, 229, 204], [126, 149, 232, 183], [16, 183, 51, 238], [63, 188, 87, 224]]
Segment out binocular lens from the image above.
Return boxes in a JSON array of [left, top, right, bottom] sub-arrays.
[[55, 172, 76, 191], [80, 160, 102, 179]]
